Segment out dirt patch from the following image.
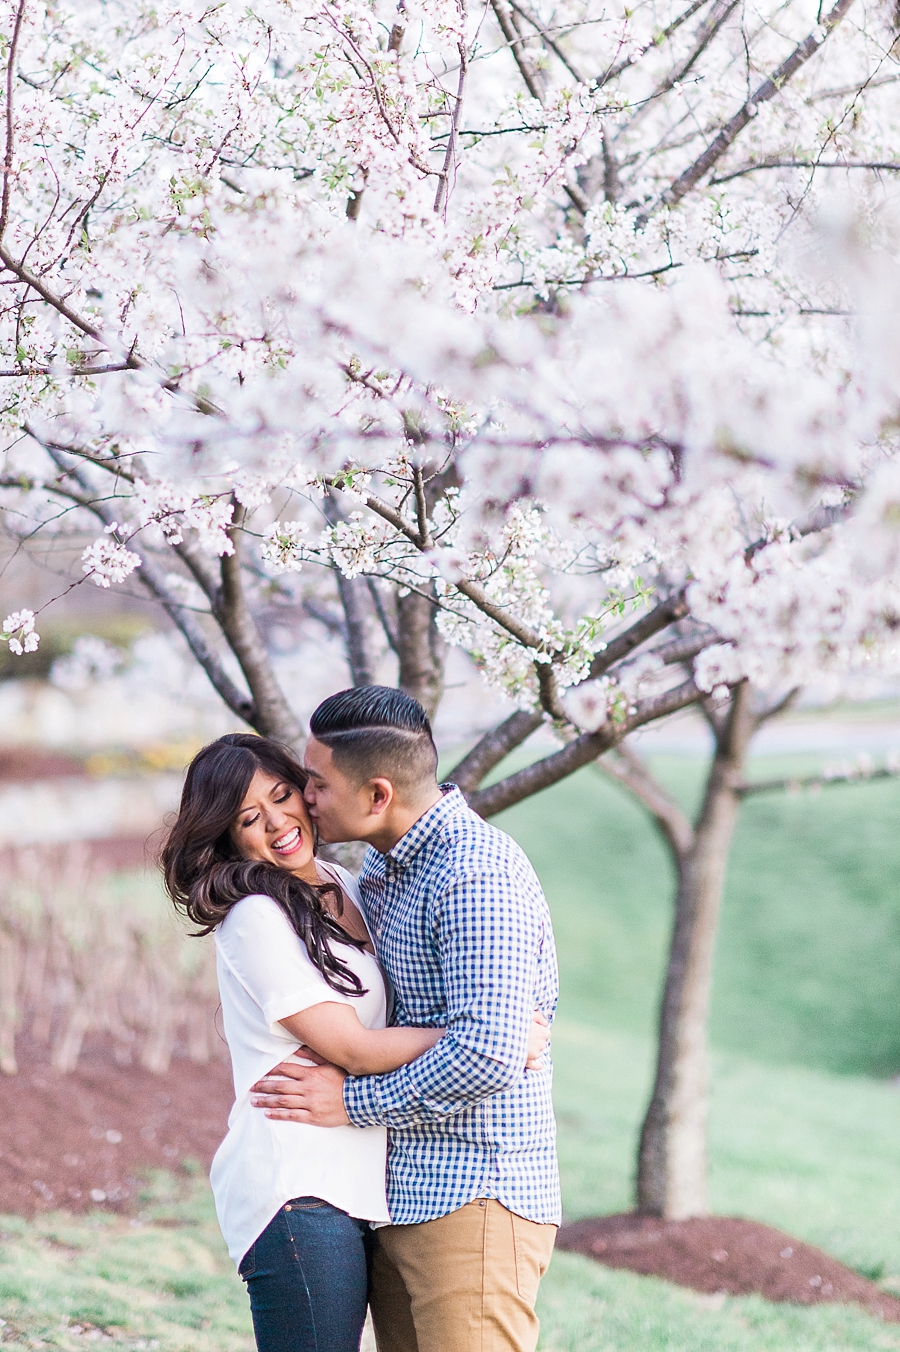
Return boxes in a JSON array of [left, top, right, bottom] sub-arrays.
[[558, 1213, 900, 1321], [0, 1034, 234, 1217], [0, 748, 85, 780], [0, 836, 155, 873]]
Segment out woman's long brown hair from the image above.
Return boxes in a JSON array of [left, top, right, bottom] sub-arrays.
[[161, 733, 366, 997]]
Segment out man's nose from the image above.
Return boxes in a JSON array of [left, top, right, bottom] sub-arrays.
[[303, 783, 316, 804]]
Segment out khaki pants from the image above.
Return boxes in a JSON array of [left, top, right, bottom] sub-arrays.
[[369, 1199, 557, 1352]]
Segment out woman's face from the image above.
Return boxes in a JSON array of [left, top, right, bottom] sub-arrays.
[[230, 769, 317, 880]]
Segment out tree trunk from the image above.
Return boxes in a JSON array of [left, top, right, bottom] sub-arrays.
[[636, 682, 755, 1218], [396, 588, 444, 720]]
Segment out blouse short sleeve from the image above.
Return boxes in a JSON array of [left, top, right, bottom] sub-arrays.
[[215, 893, 359, 1031]]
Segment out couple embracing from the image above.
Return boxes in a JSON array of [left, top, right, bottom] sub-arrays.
[[162, 685, 561, 1352]]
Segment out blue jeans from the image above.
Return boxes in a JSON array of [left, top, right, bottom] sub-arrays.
[[239, 1197, 371, 1352]]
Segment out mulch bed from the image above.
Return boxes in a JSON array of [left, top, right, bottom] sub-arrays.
[[0, 1035, 234, 1217], [558, 1213, 900, 1321]]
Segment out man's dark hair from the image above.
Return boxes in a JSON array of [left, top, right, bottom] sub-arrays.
[[309, 686, 438, 796]]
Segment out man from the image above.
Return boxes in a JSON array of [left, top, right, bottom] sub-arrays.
[[251, 685, 560, 1352]]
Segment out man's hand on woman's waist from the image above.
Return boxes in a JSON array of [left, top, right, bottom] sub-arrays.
[[250, 1059, 350, 1126]]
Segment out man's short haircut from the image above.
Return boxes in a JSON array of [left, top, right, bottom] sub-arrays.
[[309, 686, 439, 796]]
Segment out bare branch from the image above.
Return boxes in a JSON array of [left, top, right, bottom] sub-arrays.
[[335, 570, 377, 685], [754, 686, 800, 725], [650, 631, 716, 668], [490, 0, 546, 103], [0, 0, 26, 242], [412, 465, 432, 547], [655, 0, 858, 213], [367, 577, 399, 653], [536, 661, 569, 720], [507, 0, 586, 82], [448, 708, 544, 793], [468, 677, 702, 816], [711, 158, 900, 185], [595, 742, 695, 858], [324, 492, 377, 685], [39, 447, 256, 724], [395, 587, 445, 719], [434, 19, 469, 217]]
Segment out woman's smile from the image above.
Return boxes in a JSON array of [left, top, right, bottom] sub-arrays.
[[271, 826, 304, 857]]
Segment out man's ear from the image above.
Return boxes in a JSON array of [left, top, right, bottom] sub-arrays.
[[367, 777, 395, 817]]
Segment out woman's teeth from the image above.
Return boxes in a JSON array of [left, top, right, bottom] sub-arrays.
[[272, 827, 301, 852]]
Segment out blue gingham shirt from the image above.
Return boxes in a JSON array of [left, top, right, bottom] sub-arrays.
[[342, 786, 561, 1226]]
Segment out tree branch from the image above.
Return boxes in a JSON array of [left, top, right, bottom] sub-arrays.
[[490, 0, 546, 103], [754, 686, 800, 726], [590, 590, 689, 678], [655, 0, 858, 213], [468, 676, 701, 816], [618, 0, 740, 139], [711, 158, 900, 185], [39, 448, 256, 724], [507, 0, 586, 82], [649, 631, 716, 668], [448, 708, 544, 793], [1, 0, 28, 243], [434, 21, 469, 216], [595, 741, 695, 858], [0, 250, 219, 415], [325, 491, 376, 685], [595, 0, 712, 88], [367, 577, 399, 653]]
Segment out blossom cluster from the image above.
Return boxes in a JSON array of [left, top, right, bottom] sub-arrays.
[[1, 0, 900, 732]]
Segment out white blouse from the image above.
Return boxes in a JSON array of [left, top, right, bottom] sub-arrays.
[[210, 863, 390, 1267]]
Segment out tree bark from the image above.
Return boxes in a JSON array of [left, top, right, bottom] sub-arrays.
[[636, 681, 755, 1217], [216, 504, 303, 748], [396, 587, 445, 720]]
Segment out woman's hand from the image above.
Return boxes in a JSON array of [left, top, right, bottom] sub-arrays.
[[526, 1011, 551, 1069]]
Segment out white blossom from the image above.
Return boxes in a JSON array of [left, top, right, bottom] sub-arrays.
[[2, 610, 39, 656], [81, 527, 142, 589], [261, 520, 309, 574]]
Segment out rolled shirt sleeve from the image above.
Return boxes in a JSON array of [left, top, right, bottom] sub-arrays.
[[216, 893, 361, 1033]]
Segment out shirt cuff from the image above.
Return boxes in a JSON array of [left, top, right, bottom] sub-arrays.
[[343, 1072, 383, 1127]]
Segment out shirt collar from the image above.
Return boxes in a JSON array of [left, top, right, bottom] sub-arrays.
[[383, 784, 466, 873]]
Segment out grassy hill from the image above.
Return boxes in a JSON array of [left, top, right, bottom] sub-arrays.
[[496, 755, 900, 1077]]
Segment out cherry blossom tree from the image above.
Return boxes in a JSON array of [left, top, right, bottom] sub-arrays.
[[3, 0, 900, 1220]]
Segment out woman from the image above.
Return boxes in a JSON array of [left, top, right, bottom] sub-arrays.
[[162, 733, 547, 1352]]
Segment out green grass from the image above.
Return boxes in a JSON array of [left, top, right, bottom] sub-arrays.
[[6, 753, 900, 1349], [536, 1019, 900, 1348], [0, 1172, 253, 1350], [496, 756, 900, 1077]]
